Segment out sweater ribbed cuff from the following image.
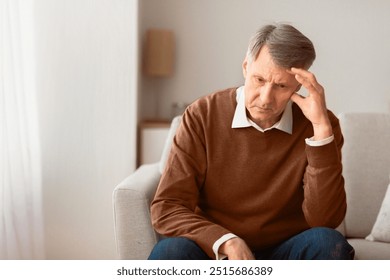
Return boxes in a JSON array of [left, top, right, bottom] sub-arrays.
[[305, 138, 341, 168]]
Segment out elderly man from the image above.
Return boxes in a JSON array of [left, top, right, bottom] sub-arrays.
[[148, 24, 354, 260]]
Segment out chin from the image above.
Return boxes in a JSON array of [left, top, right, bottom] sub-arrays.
[[251, 110, 273, 119]]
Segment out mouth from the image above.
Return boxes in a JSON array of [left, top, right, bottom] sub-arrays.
[[253, 106, 272, 113]]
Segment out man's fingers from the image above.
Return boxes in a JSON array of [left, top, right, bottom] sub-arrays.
[[219, 237, 255, 260], [290, 67, 317, 82], [289, 68, 323, 93], [290, 92, 305, 106]]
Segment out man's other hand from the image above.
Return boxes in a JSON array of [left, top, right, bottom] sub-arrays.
[[219, 237, 255, 260]]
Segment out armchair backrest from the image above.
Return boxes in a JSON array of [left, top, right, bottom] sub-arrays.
[[338, 112, 390, 238], [159, 115, 182, 174]]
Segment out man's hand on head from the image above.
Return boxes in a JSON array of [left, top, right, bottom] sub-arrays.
[[289, 68, 333, 141], [219, 237, 255, 260]]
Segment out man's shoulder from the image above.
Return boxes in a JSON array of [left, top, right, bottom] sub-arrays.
[[194, 87, 237, 103], [188, 87, 238, 111]]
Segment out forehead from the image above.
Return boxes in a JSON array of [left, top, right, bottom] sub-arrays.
[[250, 46, 294, 83]]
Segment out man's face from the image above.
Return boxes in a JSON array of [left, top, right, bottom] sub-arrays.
[[242, 45, 300, 129]]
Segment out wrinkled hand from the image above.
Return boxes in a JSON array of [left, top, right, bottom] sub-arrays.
[[219, 237, 255, 260], [289, 68, 333, 140]]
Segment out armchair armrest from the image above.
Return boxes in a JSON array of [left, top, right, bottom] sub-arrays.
[[113, 163, 161, 259]]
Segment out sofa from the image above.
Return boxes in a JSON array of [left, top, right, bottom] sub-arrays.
[[113, 112, 390, 259]]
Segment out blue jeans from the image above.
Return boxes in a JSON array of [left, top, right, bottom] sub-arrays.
[[148, 227, 355, 260]]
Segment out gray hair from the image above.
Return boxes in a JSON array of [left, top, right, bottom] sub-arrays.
[[246, 24, 316, 69]]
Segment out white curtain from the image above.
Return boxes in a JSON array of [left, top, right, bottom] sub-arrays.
[[0, 0, 45, 259]]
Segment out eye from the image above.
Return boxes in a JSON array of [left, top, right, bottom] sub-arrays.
[[277, 84, 286, 89], [256, 77, 265, 83]]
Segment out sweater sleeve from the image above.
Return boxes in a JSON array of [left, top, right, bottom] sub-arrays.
[[150, 104, 231, 259], [302, 111, 346, 228]]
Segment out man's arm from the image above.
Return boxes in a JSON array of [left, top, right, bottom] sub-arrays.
[[290, 68, 346, 227], [150, 105, 231, 259]]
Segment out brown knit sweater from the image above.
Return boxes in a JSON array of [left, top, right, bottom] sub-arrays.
[[151, 87, 346, 259]]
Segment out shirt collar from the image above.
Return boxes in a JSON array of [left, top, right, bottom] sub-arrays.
[[231, 86, 293, 134]]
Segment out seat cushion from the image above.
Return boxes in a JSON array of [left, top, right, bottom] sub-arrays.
[[347, 238, 390, 260]]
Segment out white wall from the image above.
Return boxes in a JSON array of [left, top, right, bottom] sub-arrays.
[[35, 0, 138, 259], [140, 0, 390, 120]]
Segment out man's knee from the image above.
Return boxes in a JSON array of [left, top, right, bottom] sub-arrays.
[[148, 237, 210, 260], [305, 227, 355, 259]]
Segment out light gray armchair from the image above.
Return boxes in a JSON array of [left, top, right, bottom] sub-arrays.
[[336, 112, 390, 259], [113, 116, 182, 259], [113, 113, 390, 260]]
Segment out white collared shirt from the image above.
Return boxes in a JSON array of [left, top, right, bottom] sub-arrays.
[[213, 86, 334, 260]]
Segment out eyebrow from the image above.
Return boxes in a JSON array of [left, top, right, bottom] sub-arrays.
[[254, 74, 289, 85]]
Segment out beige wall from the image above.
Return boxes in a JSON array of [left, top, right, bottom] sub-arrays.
[[140, 0, 390, 120]]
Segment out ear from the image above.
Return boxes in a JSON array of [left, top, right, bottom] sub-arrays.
[[242, 58, 248, 78]]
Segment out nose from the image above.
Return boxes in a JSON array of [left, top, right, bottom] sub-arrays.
[[259, 83, 274, 107]]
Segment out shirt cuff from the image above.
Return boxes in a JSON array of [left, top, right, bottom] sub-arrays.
[[305, 134, 334, 147], [212, 233, 238, 260]]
